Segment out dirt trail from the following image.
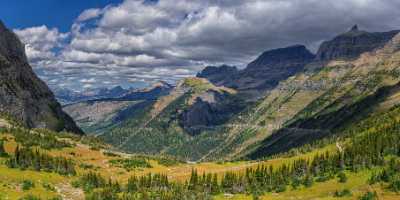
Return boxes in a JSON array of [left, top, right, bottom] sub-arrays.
[[56, 182, 84, 200]]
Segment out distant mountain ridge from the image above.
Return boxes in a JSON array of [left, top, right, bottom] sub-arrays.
[[0, 21, 82, 134], [62, 81, 173, 134], [198, 45, 315, 99], [315, 25, 400, 61], [56, 81, 173, 105], [54, 86, 130, 105]]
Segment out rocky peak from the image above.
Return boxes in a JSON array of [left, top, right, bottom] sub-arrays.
[[315, 26, 400, 61], [350, 24, 358, 32], [0, 21, 82, 134], [196, 45, 315, 99], [196, 65, 238, 85], [246, 45, 315, 70], [223, 45, 314, 96]]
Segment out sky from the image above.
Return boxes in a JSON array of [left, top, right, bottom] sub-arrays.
[[1, 0, 400, 91]]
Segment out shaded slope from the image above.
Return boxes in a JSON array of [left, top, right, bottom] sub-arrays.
[[0, 21, 82, 134]]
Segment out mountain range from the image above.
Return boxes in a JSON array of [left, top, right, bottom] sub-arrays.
[[61, 25, 400, 161]]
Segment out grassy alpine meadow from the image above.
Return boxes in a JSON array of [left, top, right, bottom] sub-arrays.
[[1, 124, 400, 200]]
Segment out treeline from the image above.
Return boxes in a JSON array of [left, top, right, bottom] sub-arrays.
[[6, 146, 76, 175], [8, 127, 73, 150]]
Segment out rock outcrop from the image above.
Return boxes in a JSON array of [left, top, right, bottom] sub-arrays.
[[0, 21, 82, 134]]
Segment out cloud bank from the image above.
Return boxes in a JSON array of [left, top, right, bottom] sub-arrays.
[[14, 0, 400, 91]]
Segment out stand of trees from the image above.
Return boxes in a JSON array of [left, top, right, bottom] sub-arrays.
[[6, 146, 76, 175]]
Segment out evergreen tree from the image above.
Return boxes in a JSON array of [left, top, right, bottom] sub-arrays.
[[0, 140, 7, 157]]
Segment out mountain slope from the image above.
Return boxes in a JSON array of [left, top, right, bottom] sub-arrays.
[[99, 78, 243, 160], [0, 21, 82, 134], [244, 32, 400, 159]]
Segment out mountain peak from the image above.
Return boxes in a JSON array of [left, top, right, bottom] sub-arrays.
[[315, 28, 400, 61], [0, 20, 6, 31], [350, 24, 359, 31], [247, 44, 315, 70], [152, 80, 173, 89]]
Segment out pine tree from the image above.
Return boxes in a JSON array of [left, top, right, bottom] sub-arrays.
[[0, 140, 7, 157]]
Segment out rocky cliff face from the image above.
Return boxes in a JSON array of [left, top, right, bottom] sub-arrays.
[[179, 89, 244, 135], [196, 65, 238, 86], [315, 25, 400, 61], [233, 45, 315, 91], [0, 21, 82, 134]]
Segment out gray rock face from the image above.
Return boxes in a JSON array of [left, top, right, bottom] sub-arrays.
[[0, 21, 82, 134], [197, 45, 315, 99], [315, 25, 400, 61], [179, 90, 245, 135], [234, 45, 315, 91]]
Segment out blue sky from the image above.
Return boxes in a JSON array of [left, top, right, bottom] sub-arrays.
[[0, 0, 121, 31], [1, 0, 400, 92]]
